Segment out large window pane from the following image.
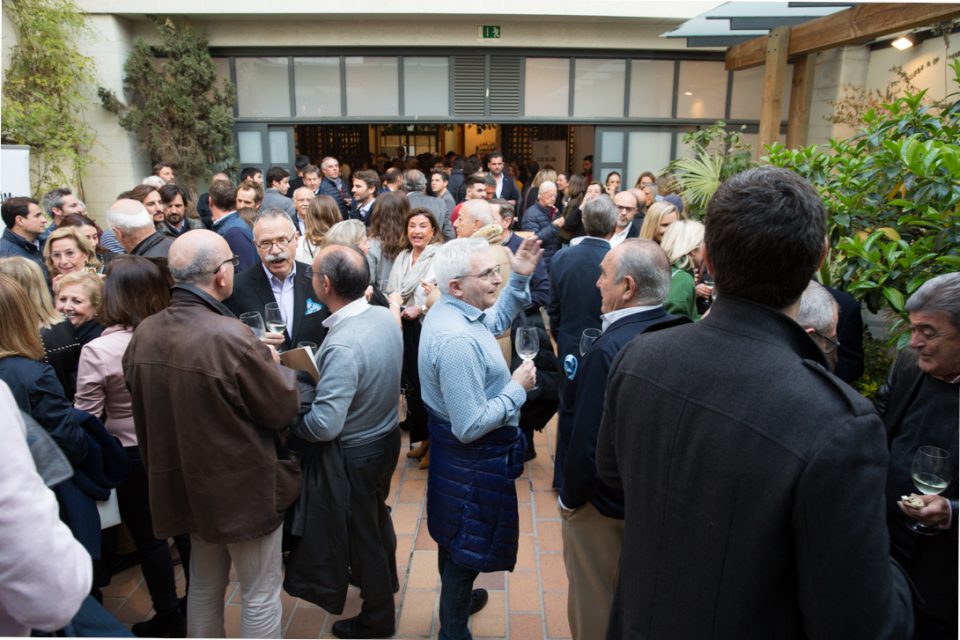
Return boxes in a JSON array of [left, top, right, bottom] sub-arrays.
[[729, 64, 793, 121], [404, 57, 449, 117], [574, 59, 625, 118], [345, 57, 398, 117], [236, 58, 290, 118], [629, 60, 674, 118], [627, 131, 672, 181], [676, 61, 727, 120], [524, 58, 569, 118], [600, 131, 624, 163], [269, 130, 290, 164], [294, 57, 341, 117]]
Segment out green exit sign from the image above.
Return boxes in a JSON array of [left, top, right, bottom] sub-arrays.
[[480, 25, 501, 39]]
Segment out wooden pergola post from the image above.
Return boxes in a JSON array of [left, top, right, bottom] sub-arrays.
[[759, 27, 790, 149], [786, 55, 816, 148]]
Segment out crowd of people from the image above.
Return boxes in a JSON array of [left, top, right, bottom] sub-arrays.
[[0, 148, 957, 640]]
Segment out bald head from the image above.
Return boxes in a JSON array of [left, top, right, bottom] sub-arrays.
[[313, 244, 370, 308], [168, 230, 234, 298], [455, 199, 494, 238], [106, 198, 153, 233]]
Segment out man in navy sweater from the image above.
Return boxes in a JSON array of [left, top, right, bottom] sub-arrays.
[[557, 239, 684, 640]]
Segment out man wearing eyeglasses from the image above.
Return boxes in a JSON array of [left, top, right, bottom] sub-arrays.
[[796, 280, 841, 372], [225, 209, 328, 351], [418, 234, 542, 640], [609, 191, 642, 248], [124, 229, 300, 639]]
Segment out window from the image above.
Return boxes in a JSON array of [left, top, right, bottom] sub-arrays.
[[574, 59, 626, 117], [294, 57, 341, 117], [404, 57, 449, 117], [629, 60, 674, 118], [236, 58, 290, 118], [524, 58, 570, 117], [676, 61, 727, 120], [345, 57, 399, 117]]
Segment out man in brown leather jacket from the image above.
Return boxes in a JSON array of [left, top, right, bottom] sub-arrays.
[[123, 230, 300, 638]]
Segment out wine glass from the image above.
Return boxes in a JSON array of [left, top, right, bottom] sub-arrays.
[[515, 326, 539, 390], [907, 445, 951, 535], [264, 302, 286, 336], [579, 328, 603, 356], [239, 311, 265, 340]]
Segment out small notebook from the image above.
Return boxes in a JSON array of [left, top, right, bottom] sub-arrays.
[[280, 346, 320, 384]]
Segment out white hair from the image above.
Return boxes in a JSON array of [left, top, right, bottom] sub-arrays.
[[462, 199, 494, 226], [539, 181, 557, 193], [434, 238, 490, 295], [141, 175, 166, 188], [797, 280, 838, 335], [106, 203, 153, 233]]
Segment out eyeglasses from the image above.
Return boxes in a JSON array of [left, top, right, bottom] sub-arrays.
[[256, 236, 294, 250], [455, 264, 500, 281], [210, 255, 240, 274], [814, 331, 840, 354], [50, 249, 81, 260]]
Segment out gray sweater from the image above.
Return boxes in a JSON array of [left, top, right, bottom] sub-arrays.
[[299, 304, 402, 447]]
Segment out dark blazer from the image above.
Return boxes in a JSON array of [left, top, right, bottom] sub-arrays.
[[828, 286, 865, 384], [503, 232, 550, 311], [558, 307, 685, 518], [496, 175, 521, 203], [319, 177, 348, 216], [224, 261, 329, 350], [547, 237, 609, 368], [597, 295, 913, 639], [876, 349, 958, 632], [520, 202, 562, 270], [0, 228, 48, 280], [131, 231, 173, 259]]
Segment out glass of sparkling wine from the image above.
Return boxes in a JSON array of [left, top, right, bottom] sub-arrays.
[[580, 328, 602, 356], [907, 445, 951, 535], [264, 303, 286, 337], [239, 311, 266, 340], [515, 326, 539, 391]]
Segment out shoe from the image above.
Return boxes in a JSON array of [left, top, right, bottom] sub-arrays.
[[469, 588, 489, 615], [418, 450, 430, 470], [331, 616, 395, 639], [132, 608, 186, 638], [406, 440, 429, 458]]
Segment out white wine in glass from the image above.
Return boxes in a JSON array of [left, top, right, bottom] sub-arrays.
[[515, 326, 539, 390], [907, 445, 951, 535], [239, 311, 266, 340], [264, 302, 286, 335]]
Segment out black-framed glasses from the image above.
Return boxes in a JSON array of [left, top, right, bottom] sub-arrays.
[[256, 236, 295, 250], [455, 264, 500, 281], [210, 255, 240, 274], [814, 331, 840, 354], [616, 205, 637, 212]]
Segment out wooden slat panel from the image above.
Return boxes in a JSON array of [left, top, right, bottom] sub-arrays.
[[726, 3, 960, 70]]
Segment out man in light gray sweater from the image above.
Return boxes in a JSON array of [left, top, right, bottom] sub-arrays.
[[294, 245, 403, 639]]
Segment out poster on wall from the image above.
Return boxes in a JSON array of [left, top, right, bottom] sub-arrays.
[[1, 145, 32, 228], [531, 141, 567, 174]]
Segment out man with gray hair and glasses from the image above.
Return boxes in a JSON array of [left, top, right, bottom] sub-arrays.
[[877, 271, 960, 639], [557, 239, 686, 640], [796, 280, 841, 372], [124, 230, 300, 638], [418, 234, 542, 640]]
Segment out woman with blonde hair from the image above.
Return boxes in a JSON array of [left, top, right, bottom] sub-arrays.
[[55, 271, 104, 346], [639, 200, 680, 244], [295, 194, 342, 264], [367, 191, 410, 292], [0, 257, 83, 399], [0, 274, 87, 465], [43, 226, 99, 289], [660, 219, 706, 321], [324, 218, 369, 254]]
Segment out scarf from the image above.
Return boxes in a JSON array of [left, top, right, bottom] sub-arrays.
[[388, 244, 438, 304]]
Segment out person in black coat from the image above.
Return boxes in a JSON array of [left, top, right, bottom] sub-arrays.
[[597, 167, 913, 639], [557, 239, 686, 640], [875, 273, 960, 640], [223, 211, 328, 351]]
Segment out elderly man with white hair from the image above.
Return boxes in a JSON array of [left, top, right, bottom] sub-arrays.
[[796, 280, 841, 371], [520, 180, 563, 271], [418, 234, 542, 640], [106, 198, 173, 258]]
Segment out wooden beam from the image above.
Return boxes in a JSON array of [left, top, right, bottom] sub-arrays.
[[786, 55, 816, 148], [726, 3, 960, 70], [759, 27, 790, 150]]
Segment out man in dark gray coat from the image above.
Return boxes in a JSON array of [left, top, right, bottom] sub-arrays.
[[105, 199, 173, 259], [597, 167, 913, 639]]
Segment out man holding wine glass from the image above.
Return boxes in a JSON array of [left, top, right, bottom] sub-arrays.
[[876, 272, 960, 640], [225, 209, 328, 351], [418, 234, 542, 640]]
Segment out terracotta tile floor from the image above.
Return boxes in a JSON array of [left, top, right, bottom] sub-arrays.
[[101, 419, 571, 639]]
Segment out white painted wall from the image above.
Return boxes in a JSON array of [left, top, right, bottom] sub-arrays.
[[866, 32, 957, 103]]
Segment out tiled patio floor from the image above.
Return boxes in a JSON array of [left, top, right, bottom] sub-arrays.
[[101, 419, 571, 639]]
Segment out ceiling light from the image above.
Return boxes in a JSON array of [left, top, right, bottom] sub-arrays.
[[684, 91, 694, 96], [891, 34, 915, 50]]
